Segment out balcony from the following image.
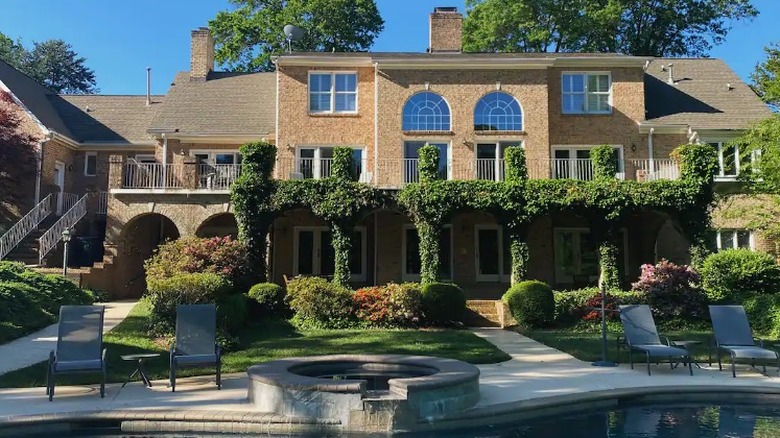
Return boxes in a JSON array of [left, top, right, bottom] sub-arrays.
[[277, 156, 371, 183], [111, 157, 243, 192]]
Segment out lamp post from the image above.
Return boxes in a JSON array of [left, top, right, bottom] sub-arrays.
[[592, 280, 618, 367], [62, 228, 72, 276]]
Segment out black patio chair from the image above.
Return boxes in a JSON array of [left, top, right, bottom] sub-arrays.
[[169, 304, 221, 392], [619, 305, 693, 376], [46, 305, 107, 401], [709, 305, 780, 377]]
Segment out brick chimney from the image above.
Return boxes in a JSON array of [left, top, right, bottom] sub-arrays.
[[190, 27, 214, 81], [429, 7, 462, 53]]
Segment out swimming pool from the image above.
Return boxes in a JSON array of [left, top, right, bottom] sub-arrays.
[[20, 403, 780, 437]]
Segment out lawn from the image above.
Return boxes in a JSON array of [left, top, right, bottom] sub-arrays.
[[0, 300, 510, 388]]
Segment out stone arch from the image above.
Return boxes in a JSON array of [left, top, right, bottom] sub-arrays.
[[196, 213, 239, 238], [117, 212, 180, 298]]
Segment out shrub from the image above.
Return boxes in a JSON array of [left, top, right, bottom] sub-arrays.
[[146, 272, 232, 335], [247, 282, 286, 315], [144, 236, 252, 291], [286, 276, 355, 329], [353, 282, 422, 328], [503, 280, 555, 328], [742, 293, 780, 339], [0, 282, 55, 343], [631, 259, 707, 319], [218, 293, 248, 333], [581, 293, 620, 321], [700, 249, 780, 302], [420, 282, 466, 326], [552, 288, 645, 325]]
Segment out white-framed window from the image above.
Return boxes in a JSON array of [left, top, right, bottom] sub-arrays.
[[562, 72, 611, 114], [706, 140, 759, 180], [402, 92, 451, 131], [715, 229, 754, 251], [476, 141, 521, 181], [554, 228, 628, 286], [295, 146, 365, 180], [402, 224, 453, 282], [191, 150, 242, 190], [475, 225, 512, 282], [293, 226, 367, 282], [551, 145, 624, 180], [308, 71, 358, 114], [84, 152, 97, 177], [134, 154, 156, 163], [403, 141, 450, 184]]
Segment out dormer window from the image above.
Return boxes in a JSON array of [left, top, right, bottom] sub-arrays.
[[562, 73, 611, 114], [309, 72, 357, 114]]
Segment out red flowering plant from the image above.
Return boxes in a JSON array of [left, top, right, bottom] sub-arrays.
[[353, 283, 422, 328], [631, 259, 706, 320], [580, 293, 620, 321]]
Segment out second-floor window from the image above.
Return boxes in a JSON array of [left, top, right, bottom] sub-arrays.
[[552, 146, 623, 180], [562, 73, 611, 114], [474, 92, 523, 131], [309, 72, 357, 114], [402, 92, 451, 131], [84, 152, 97, 177], [403, 141, 449, 183], [296, 146, 364, 180]]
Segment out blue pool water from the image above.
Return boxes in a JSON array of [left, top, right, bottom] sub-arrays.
[[29, 404, 780, 437]]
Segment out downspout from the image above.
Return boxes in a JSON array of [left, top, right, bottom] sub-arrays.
[[373, 62, 379, 285], [274, 57, 280, 180], [647, 128, 655, 174], [161, 133, 168, 185]]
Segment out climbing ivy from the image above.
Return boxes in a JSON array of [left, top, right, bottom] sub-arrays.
[[591, 144, 617, 181], [418, 144, 440, 183], [504, 146, 528, 183], [331, 147, 354, 181]]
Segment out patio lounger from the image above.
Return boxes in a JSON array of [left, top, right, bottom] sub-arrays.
[[46, 305, 107, 401], [709, 305, 779, 377], [619, 305, 693, 376], [169, 304, 221, 392]]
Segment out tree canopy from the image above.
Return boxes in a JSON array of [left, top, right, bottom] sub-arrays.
[[462, 0, 758, 57], [209, 0, 384, 72], [0, 32, 98, 94], [752, 42, 780, 111], [0, 91, 37, 223]]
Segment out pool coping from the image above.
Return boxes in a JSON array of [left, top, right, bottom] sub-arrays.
[[3, 385, 780, 436]]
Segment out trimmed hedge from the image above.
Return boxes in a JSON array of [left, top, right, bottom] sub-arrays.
[[553, 288, 646, 325], [286, 276, 355, 329], [742, 293, 780, 339], [503, 280, 555, 328], [701, 249, 780, 302], [420, 282, 466, 325], [247, 282, 285, 315]]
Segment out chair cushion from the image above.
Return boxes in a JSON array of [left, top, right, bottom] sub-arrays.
[[631, 345, 689, 357], [174, 353, 218, 366], [54, 359, 103, 372], [721, 345, 779, 360]]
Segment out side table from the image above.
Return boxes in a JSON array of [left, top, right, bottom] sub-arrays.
[[120, 353, 161, 388], [670, 340, 702, 369]]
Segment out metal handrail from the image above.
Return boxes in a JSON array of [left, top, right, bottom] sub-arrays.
[[95, 191, 108, 215], [0, 194, 54, 260], [38, 193, 89, 264]]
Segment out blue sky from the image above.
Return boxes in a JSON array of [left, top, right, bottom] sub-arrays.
[[1, 0, 778, 95]]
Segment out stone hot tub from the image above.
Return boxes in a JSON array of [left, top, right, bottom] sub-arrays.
[[247, 354, 480, 432]]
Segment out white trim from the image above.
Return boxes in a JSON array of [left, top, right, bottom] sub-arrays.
[[402, 141, 452, 181], [561, 72, 613, 115], [474, 141, 522, 181], [292, 226, 368, 282], [551, 144, 625, 179], [703, 139, 753, 181], [307, 71, 358, 114], [133, 154, 156, 163], [714, 229, 755, 251], [401, 224, 453, 282], [474, 225, 511, 283], [473, 90, 525, 132], [83, 152, 98, 177]]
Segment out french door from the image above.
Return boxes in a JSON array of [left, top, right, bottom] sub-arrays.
[[294, 227, 366, 281], [475, 225, 511, 282]]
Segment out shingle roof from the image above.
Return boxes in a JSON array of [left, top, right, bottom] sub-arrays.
[[149, 71, 275, 136], [0, 59, 73, 137], [645, 58, 772, 129], [50, 95, 164, 143]]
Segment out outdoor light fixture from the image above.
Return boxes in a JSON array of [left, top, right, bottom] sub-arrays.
[[62, 228, 72, 276]]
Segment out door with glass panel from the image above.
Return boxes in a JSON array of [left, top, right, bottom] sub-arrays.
[[297, 147, 335, 179], [476, 142, 517, 181], [403, 142, 449, 184], [476, 226, 512, 282], [295, 227, 365, 281], [403, 225, 452, 281]]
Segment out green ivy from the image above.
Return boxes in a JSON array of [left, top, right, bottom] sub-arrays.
[[418, 144, 440, 183], [509, 237, 529, 284], [331, 147, 354, 181], [591, 144, 617, 181], [504, 146, 528, 182], [597, 240, 620, 290]]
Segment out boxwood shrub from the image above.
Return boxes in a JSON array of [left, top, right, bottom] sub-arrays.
[[420, 282, 466, 326], [503, 280, 555, 328], [286, 276, 356, 329], [700, 249, 780, 302], [247, 282, 286, 316]]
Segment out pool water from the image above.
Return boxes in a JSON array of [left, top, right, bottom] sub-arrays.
[[31, 404, 780, 437]]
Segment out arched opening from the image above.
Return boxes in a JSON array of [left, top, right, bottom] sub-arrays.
[[196, 213, 239, 238], [655, 219, 691, 265], [118, 213, 179, 298], [474, 91, 523, 131]]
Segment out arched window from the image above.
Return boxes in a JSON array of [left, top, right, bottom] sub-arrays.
[[402, 92, 451, 131], [474, 92, 523, 131]]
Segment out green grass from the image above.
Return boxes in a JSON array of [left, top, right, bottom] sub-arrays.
[[0, 300, 510, 388]]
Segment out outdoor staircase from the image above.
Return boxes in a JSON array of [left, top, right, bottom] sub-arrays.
[[4, 224, 52, 265], [464, 300, 517, 328]]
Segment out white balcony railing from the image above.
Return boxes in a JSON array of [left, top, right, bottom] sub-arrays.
[[404, 158, 419, 184], [0, 194, 53, 260], [123, 163, 184, 189], [476, 158, 505, 181], [626, 159, 680, 181], [551, 158, 596, 180], [61, 192, 79, 212], [95, 191, 108, 214], [198, 164, 242, 190]]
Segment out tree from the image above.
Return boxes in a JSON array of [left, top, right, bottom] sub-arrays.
[[752, 42, 780, 111], [209, 0, 384, 72], [0, 91, 37, 222], [463, 0, 758, 57], [0, 32, 98, 94]]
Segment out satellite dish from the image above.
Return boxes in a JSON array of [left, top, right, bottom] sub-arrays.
[[283, 24, 305, 52]]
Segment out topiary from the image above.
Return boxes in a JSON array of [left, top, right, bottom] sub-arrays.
[[503, 280, 555, 328], [247, 282, 285, 315], [420, 282, 466, 326], [700, 249, 780, 302], [286, 276, 355, 329]]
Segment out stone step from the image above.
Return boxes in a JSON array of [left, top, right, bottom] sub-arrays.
[[464, 300, 517, 328]]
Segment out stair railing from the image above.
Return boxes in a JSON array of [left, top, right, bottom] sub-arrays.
[[0, 194, 54, 261], [38, 193, 89, 264]]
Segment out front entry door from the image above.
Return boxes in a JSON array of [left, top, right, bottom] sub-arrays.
[[54, 162, 65, 214]]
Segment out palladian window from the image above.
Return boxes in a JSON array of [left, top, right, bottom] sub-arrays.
[[474, 92, 523, 131], [402, 92, 451, 131]]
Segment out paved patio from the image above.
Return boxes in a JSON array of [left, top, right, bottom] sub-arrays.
[[1, 328, 779, 422]]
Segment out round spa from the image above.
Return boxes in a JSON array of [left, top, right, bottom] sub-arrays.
[[247, 354, 480, 431]]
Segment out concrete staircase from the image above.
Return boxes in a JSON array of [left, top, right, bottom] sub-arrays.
[[464, 300, 517, 328]]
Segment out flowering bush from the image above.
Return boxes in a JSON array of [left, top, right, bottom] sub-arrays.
[[286, 276, 355, 329], [353, 283, 422, 328], [631, 259, 707, 319], [144, 236, 252, 291], [581, 293, 620, 321]]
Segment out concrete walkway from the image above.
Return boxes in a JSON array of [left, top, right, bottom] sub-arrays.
[[0, 301, 137, 375], [1, 326, 780, 420]]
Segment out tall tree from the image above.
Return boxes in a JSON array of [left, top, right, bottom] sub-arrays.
[[752, 42, 780, 111], [0, 91, 37, 221], [0, 32, 98, 94], [209, 0, 384, 72], [463, 0, 758, 57]]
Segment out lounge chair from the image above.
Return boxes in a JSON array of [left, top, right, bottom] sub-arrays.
[[709, 305, 779, 377], [619, 305, 693, 375], [169, 304, 221, 392], [46, 305, 107, 401]]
